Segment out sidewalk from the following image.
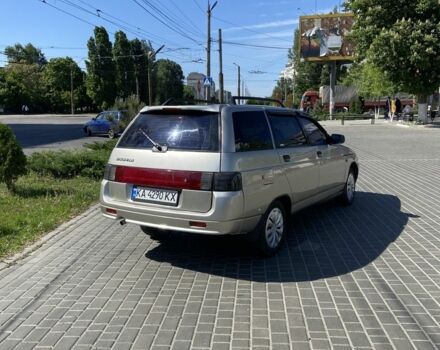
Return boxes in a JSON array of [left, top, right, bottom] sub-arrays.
[[0, 125, 439, 350]]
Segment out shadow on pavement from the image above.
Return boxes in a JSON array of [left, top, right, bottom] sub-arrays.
[[145, 192, 416, 282]]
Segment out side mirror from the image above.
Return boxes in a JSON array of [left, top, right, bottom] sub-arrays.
[[331, 134, 345, 144]]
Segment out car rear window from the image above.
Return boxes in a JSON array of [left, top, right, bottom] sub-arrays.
[[117, 110, 219, 152]]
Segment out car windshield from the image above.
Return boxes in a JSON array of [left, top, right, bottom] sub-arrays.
[[117, 110, 220, 152]]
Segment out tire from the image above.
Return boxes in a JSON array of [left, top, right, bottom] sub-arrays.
[[108, 129, 115, 139], [340, 169, 356, 206], [86, 127, 92, 136], [254, 200, 287, 257], [140, 226, 169, 241]]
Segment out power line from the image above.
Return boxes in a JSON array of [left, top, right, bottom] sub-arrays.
[[212, 15, 294, 44], [157, 0, 205, 37], [221, 41, 291, 50], [38, 0, 111, 34], [192, 0, 205, 14], [132, 0, 203, 46]]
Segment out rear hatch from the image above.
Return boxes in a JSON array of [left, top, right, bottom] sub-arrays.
[[106, 108, 221, 213]]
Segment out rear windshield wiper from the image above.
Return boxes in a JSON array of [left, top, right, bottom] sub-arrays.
[[138, 128, 168, 152]]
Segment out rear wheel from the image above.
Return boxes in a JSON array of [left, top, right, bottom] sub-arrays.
[[340, 169, 356, 205], [108, 128, 115, 139], [255, 200, 287, 256], [86, 127, 92, 136]]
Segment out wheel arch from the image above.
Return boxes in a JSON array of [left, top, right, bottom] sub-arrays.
[[349, 162, 359, 180], [274, 194, 292, 216]]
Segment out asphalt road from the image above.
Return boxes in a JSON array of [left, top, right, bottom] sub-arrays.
[[0, 114, 109, 154]]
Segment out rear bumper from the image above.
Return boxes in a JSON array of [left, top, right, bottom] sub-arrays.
[[100, 180, 260, 235], [101, 208, 260, 235]]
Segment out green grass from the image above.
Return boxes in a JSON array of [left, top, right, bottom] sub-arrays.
[[0, 173, 100, 259]]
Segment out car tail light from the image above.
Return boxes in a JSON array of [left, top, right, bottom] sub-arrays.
[[110, 166, 242, 192], [106, 208, 117, 215], [212, 172, 242, 191], [104, 164, 117, 181], [114, 166, 213, 190], [189, 221, 207, 228]]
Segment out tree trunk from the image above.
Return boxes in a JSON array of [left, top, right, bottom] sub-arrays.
[[417, 94, 428, 123]]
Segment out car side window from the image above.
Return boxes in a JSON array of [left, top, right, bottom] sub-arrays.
[[268, 114, 307, 148], [297, 116, 328, 146], [232, 111, 273, 152]]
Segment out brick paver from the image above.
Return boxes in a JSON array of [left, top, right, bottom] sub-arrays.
[[0, 124, 439, 349]]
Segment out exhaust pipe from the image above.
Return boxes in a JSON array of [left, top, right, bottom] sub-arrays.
[[120, 219, 126, 226]]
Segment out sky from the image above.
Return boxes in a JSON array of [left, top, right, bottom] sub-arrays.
[[0, 0, 342, 97]]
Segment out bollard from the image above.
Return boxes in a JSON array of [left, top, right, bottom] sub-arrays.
[[371, 118, 375, 125], [341, 116, 344, 125]]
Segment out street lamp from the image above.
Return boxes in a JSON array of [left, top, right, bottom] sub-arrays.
[[148, 45, 164, 106], [233, 63, 240, 102], [206, 1, 218, 100]]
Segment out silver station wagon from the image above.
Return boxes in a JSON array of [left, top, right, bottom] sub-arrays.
[[100, 101, 358, 256]]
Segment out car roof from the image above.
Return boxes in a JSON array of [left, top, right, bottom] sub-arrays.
[[139, 104, 300, 114]]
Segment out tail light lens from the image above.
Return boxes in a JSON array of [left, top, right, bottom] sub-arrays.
[[212, 172, 242, 191], [104, 164, 117, 181], [105, 165, 242, 192]]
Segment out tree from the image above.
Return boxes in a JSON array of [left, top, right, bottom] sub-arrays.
[[153, 59, 184, 104], [345, 0, 440, 122], [0, 63, 45, 113], [4, 43, 47, 66], [343, 62, 395, 118], [131, 39, 155, 104], [0, 124, 27, 192], [43, 57, 85, 113], [85, 27, 116, 109], [113, 31, 135, 98]]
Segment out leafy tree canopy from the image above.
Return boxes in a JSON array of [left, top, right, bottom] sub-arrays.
[[154, 59, 184, 104], [4, 43, 47, 66], [345, 0, 440, 97]]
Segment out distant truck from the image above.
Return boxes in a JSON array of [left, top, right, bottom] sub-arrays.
[[300, 85, 414, 113]]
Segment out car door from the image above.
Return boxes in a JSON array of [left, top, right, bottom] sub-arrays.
[[297, 115, 347, 198], [267, 112, 320, 207], [94, 112, 107, 134], [225, 109, 283, 218], [89, 113, 102, 133]]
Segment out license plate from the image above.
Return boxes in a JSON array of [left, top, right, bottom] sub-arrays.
[[131, 186, 179, 206]]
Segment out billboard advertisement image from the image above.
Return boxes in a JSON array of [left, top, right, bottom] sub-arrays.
[[299, 13, 354, 62]]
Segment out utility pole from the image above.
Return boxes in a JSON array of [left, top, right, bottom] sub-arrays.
[[148, 45, 165, 106], [206, 1, 218, 101], [70, 64, 74, 115], [329, 61, 336, 120], [218, 28, 224, 103], [233, 63, 240, 103]]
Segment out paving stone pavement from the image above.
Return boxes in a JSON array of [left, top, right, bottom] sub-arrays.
[[0, 124, 439, 350]]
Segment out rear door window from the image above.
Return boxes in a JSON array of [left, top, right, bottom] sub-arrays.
[[268, 114, 307, 148], [232, 111, 273, 152], [297, 116, 328, 146], [118, 110, 219, 152]]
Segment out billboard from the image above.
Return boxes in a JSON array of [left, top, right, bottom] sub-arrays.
[[299, 13, 354, 62]]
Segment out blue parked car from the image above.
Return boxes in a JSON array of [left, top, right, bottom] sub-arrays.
[[83, 110, 129, 139]]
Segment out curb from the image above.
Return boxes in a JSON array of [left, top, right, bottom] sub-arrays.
[[0, 204, 100, 272]]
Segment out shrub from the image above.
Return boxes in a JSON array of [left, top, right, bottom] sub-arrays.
[[349, 98, 364, 114], [311, 99, 326, 120], [27, 140, 115, 180], [112, 94, 146, 127], [0, 124, 27, 191]]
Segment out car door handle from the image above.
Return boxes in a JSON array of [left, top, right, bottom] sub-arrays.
[[283, 155, 290, 162], [316, 151, 323, 158]]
